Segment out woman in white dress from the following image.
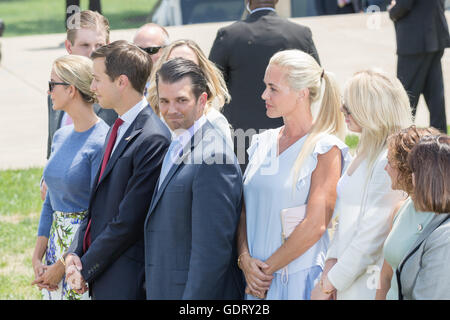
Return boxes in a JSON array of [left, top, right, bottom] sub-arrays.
[[147, 39, 233, 147], [311, 69, 413, 300], [236, 49, 352, 300]]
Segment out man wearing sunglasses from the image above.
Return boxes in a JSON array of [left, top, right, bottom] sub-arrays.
[[133, 23, 170, 97], [133, 23, 170, 64]]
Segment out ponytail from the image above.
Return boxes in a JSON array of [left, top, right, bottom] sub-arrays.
[[291, 70, 346, 186]]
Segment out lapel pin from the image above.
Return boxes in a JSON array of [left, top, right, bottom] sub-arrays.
[[125, 136, 132, 141]]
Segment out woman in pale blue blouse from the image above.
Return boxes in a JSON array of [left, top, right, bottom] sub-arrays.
[[31, 55, 109, 300], [376, 125, 440, 300], [236, 50, 351, 300]]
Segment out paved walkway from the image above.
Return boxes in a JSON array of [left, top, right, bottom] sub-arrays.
[[0, 12, 448, 169]]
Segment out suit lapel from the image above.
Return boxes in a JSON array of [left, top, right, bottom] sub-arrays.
[[94, 107, 149, 189], [148, 123, 209, 215], [91, 127, 112, 190]]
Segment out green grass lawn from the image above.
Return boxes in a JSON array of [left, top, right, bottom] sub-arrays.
[[0, 167, 43, 299], [0, 0, 159, 37]]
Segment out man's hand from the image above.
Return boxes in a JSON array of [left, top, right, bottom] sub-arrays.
[[65, 254, 88, 294], [239, 254, 273, 296]]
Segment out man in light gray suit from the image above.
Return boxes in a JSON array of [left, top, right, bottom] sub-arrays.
[[144, 58, 245, 300]]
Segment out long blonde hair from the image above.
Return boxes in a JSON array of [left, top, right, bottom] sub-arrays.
[[147, 39, 230, 116], [53, 55, 95, 103], [269, 50, 346, 184], [344, 69, 412, 170]]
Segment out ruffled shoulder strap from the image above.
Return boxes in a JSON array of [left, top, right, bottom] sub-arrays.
[[295, 134, 353, 188]]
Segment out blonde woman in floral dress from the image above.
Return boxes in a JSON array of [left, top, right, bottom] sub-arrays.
[[31, 55, 108, 300]]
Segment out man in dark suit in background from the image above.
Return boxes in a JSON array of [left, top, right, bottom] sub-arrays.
[[209, 0, 321, 170], [144, 58, 244, 299], [64, 40, 171, 299], [389, 0, 450, 133]]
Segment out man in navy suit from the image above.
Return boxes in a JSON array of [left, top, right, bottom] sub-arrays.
[[389, 0, 450, 133], [209, 0, 321, 171], [64, 40, 171, 299], [144, 58, 245, 299]]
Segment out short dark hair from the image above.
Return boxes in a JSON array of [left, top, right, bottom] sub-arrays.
[[91, 40, 152, 94], [408, 134, 450, 214], [155, 57, 210, 99]]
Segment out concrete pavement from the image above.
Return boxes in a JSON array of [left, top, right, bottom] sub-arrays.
[[0, 12, 448, 169]]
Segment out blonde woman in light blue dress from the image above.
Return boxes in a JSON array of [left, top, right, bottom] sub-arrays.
[[236, 50, 352, 300]]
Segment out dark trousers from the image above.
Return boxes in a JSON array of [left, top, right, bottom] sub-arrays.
[[66, 0, 102, 29], [397, 50, 448, 133]]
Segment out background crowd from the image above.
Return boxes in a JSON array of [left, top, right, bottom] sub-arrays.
[[28, 0, 449, 300]]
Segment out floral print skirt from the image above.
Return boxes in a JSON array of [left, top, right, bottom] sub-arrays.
[[43, 210, 90, 300]]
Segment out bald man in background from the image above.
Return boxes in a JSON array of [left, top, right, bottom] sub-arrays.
[[133, 23, 170, 64], [133, 23, 170, 97]]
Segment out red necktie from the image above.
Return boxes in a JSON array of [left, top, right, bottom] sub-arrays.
[[83, 118, 124, 253]]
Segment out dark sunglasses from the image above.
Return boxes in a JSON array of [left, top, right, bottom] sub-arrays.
[[341, 103, 351, 117], [139, 46, 165, 55], [48, 81, 70, 92]]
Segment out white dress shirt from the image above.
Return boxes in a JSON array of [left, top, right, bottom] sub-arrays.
[[250, 7, 276, 14], [111, 98, 148, 154], [158, 115, 207, 189]]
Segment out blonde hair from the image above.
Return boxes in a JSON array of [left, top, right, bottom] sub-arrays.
[[147, 39, 230, 116], [268, 50, 346, 184], [53, 55, 95, 103], [66, 10, 110, 45], [344, 69, 412, 170]]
